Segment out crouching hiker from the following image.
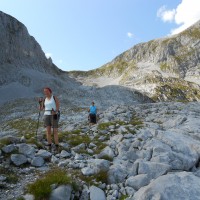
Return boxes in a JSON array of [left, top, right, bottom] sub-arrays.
[[40, 87, 60, 151], [88, 101, 97, 125]]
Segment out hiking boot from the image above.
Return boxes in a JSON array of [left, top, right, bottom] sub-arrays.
[[55, 144, 60, 153], [46, 144, 52, 151]]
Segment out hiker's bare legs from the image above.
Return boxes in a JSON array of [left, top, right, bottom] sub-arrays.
[[53, 128, 59, 145], [46, 126, 52, 144]]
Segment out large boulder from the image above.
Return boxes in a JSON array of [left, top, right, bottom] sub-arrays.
[[133, 172, 200, 200]]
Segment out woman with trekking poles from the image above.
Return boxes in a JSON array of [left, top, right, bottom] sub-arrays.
[[39, 87, 60, 151]]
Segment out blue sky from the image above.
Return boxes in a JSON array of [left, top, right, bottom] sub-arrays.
[[0, 0, 200, 71]]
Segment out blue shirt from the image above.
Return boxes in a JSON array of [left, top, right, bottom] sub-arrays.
[[90, 105, 97, 114]]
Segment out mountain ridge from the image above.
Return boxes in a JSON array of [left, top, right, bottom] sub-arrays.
[[69, 19, 200, 102]]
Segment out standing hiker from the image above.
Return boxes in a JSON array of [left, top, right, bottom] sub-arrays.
[[40, 87, 60, 150], [88, 101, 97, 125]]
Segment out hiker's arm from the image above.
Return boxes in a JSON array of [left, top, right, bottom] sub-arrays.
[[39, 98, 44, 110], [54, 96, 60, 112]]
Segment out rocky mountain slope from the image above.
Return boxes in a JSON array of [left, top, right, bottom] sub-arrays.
[[69, 20, 200, 102], [1, 10, 200, 200], [0, 11, 152, 107], [1, 102, 200, 200]]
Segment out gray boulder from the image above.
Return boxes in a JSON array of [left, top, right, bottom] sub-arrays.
[[133, 172, 200, 200], [18, 143, 36, 158], [31, 156, 44, 167], [11, 154, 27, 166], [50, 185, 72, 200], [89, 185, 106, 200]]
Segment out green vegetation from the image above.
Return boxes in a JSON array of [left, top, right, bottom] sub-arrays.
[[130, 115, 143, 129], [152, 78, 200, 102], [0, 166, 19, 184], [58, 130, 91, 147], [160, 63, 171, 72], [78, 169, 109, 185], [27, 168, 74, 200], [98, 121, 126, 130], [0, 137, 12, 149], [16, 197, 25, 200], [98, 122, 115, 130], [94, 59, 128, 77], [181, 27, 200, 39], [7, 118, 38, 140], [93, 142, 107, 155], [99, 155, 113, 162], [120, 195, 129, 200]]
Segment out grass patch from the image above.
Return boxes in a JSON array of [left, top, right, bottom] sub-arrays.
[[98, 122, 115, 130], [16, 198, 25, 200], [59, 130, 90, 147], [0, 137, 12, 149], [130, 115, 143, 129], [7, 118, 37, 140], [160, 63, 171, 72], [92, 141, 107, 155], [78, 170, 109, 185], [68, 135, 91, 146], [27, 168, 74, 200], [98, 121, 126, 130], [100, 155, 113, 162], [120, 195, 129, 200], [0, 166, 19, 184]]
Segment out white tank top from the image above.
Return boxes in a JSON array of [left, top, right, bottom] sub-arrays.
[[44, 95, 56, 115]]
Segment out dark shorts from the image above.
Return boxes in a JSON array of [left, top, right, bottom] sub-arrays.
[[44, 115, 58, 128], [89, 113, 96, 124]]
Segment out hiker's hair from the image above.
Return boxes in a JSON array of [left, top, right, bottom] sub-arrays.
[[44, 87, 52, 94]]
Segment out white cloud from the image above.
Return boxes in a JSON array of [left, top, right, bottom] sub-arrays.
[[45, 53, 52, 59], [157, 6, 176, 22], [127, 32, 134, 38], [157, 0, 200, 35]]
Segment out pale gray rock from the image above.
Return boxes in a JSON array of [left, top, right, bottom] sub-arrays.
[[22, 194, 34, 200], [125, 174, 150, 190], [81, 167, 96, 176], [98, 146, 115, 159], [79, 187, 89, 200], [36, 149, 52, 159], [31, 156, 44, 167], [60, 150, 71, 158], [18, 143, 36, 158], [58, 160, 70, 167], [138, 161, 171, 179], [51, 155, 59, 164], [108, 165, 128, 184], [125, 187, 136, 196], [50, 185, 72, 200], [11, 154, 27, 166], [162, 115, 187, 129], [0, 175, 6, 181], [89, 185, 106, 200], [81, 159, 110, 175], [133, 172, 200, 200], [156, 130, 199, 170], [2, 144, 16, 153]]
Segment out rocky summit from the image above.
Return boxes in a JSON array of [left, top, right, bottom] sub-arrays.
[[1, 10, 200, 200]]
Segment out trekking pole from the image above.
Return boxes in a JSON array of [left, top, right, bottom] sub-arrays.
[[35, 110, 41, 141], [35, 97, 43, 141]]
